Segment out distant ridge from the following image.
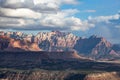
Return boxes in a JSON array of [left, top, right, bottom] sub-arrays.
[[0, 31, 120, 60]]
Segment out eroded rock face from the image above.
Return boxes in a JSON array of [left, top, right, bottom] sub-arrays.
[[73, 35, 119, 60], [74, 35, 103, 54], [35, 31, 79, 51], [0, 31, 79, 51], [0, 71, 120, 80], [0, 35, 41, 51], [85, 72, 120, 80], [0, 71, 82, 80], [8, 39, 41, 51], [1, 31, 120, 60]]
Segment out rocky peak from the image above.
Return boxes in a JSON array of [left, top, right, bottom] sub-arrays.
[[0, 31, 120, 60], [34, 31, 79, 51], [89, 35, 100, 39], [73, 35, 118, 60]]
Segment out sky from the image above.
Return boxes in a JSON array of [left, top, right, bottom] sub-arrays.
[[0, 0, 120, 43]]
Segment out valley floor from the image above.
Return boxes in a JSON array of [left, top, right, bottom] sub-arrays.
[[0, 68, 120, 80], [0, 51, 120, 80]]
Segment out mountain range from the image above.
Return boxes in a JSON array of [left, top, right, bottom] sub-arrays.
[[0, 31, 120, 61]]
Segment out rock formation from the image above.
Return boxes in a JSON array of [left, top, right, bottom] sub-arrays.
[[0, 31, 120, 60], [85, 72, 120, 80], [0, 35, 41, 51], [0, 70, 120, 80]]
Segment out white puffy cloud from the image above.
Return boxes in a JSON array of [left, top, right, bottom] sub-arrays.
[[0, 7, 94, 31], [88, 14, 120, 23], [86, 13, 120, 43], [0, 8, 42, 19], [0, 0, 119, 34], [0, 0, 78, 11], [0, 0, 94, 31], [0, 0, 34, 8]]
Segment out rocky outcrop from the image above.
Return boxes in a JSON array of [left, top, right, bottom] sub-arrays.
[[0, 35, 41, 51], [85, 72, 120, 80], [0, 70, 85, 80], [47, 51, 81, 60], [0, 70, 120, 80], [0, 31, 79, 51], [35, 31, 79, 51], [74, 35, 103, 54], [73, 35, 119, 60], [7, 39, 41, 51]]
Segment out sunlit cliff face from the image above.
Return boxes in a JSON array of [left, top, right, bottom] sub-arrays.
[[0, 35, 41, 51], [8, 39, 41, 51]]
